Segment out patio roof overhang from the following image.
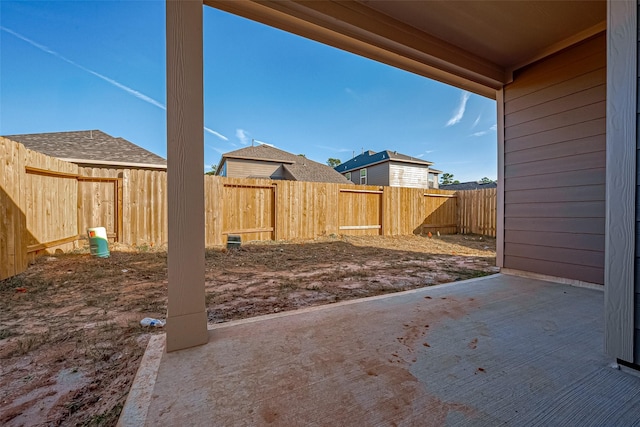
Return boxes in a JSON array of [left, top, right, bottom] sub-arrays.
[[206, 0, 606, 98]]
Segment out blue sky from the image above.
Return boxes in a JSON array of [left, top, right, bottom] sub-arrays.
[[0, 1, 497, 182]]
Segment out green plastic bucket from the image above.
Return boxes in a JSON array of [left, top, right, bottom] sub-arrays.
[[87, 227, 110, 258]]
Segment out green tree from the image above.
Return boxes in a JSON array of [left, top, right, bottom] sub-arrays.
[[479, 177, 494, 184], [440, 173, 456, 185], [327, 158, 341, 167], [205, 164, 217, 176]]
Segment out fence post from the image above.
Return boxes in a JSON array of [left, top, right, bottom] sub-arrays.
[[273, 183, 279, 241]]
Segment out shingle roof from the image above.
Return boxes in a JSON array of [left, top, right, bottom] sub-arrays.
[[222, 144, 301, 164], [335, 150, 433, 173], [440, 181, 497, 190], [3, 130, 166, 167], [220, 144, 350, 184]]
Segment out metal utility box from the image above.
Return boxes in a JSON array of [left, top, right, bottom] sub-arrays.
[[226, 235, 241, 250]]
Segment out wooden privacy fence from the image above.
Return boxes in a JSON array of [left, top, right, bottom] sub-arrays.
[[1, 137, 79, 279], [205, 178, 461, 245], [123, 175, 462, 246], [1, 137, 497, 280], [118, 176, 498, 246], [457, 188, 497, 237], [0, 137, 130, 279]]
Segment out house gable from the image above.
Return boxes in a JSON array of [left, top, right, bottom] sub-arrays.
[[224, 157, 285, 179], [337, 150, 436, 188], [388, 161, 431, 189], [217, 144, 349, 183]]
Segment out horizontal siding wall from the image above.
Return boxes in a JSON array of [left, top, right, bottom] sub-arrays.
[[345, 170, 357, 184], [636, 0, 640, 364], [227, 158, 284, 179], [503, 33, 606, 284], [365, 162, 389, 186], [389, 162, 430, 188]]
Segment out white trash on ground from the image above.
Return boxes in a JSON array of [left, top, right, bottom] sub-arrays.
[[140, 317, 165, 327]]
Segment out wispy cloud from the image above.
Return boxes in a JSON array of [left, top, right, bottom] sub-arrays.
[[204, 127, 228, 141], [415, 149, 436, 158], [344, 88, 362, 101], [470, 123, 498, 137], [446, 91, 470, 127], [314, 144, 352, 153], [438, 160, 473, 166], [2, 26, 228, 141], [253, 139, 275, 147], [472, 115, 481, 128], [206, 143, 225, 155], [236, 129, 250, 145], [2, 26, 167, 110], [470, 131, 488, 137]]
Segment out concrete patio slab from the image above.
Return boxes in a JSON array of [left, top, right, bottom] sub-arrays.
[[120, 274, 640, 426]]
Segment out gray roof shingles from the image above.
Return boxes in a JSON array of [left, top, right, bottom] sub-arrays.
[[440, 181, 497, 190], [220, 145, 350, 184], [3, 130, 166, 166]]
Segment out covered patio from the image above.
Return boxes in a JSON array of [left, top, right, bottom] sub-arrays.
[[120, 0, 640, 424], [120, 274, 640, 426], [161, 0, 637, 364]]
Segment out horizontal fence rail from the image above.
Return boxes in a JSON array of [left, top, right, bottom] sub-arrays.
[[0, 137, 497, 280]]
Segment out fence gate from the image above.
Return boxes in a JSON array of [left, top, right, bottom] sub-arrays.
[[77, 171, 121, 243], [338, 188, 383, 235], [222, 183, 276, 242]]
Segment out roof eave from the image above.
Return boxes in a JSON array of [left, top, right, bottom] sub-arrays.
[[60, 158, 167, 169], [205, 0, 505, 98], [223, 154, 297, 164]]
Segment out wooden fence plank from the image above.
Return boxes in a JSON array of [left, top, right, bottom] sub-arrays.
[[0, 138, 28, 279], [455, 188, 497, 237], [14, 141, 79, 258]]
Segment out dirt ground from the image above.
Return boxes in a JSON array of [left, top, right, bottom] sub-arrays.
[[0, 234, 496, 426]]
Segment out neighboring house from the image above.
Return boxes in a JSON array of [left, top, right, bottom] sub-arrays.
[[335, 150, 441, 189], [216, 144, 350, 184], [3, 130, 166, 170], [440, 181, 497, 191]]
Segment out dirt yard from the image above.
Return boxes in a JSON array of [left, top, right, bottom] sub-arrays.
[[0, 234, 496, 426]]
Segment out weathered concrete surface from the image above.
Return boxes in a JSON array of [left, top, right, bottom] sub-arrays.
[[122, 274, 640, 426]]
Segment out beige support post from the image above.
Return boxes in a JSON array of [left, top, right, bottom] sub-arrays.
[[604, 0, 636, 363], [496, 88, 505, 268], [166, 0, 208, 352]]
